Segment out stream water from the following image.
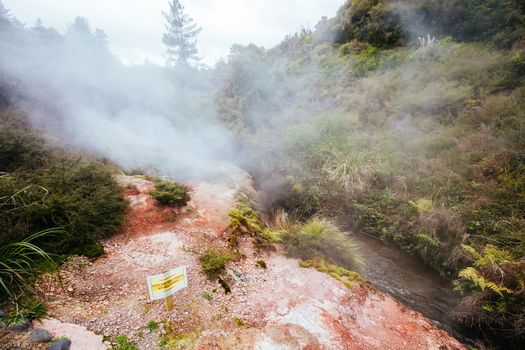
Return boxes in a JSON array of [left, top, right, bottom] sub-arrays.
[[349, 232, 464, 339]]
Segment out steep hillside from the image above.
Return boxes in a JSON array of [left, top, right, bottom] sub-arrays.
[[214, 1, 525, 348]]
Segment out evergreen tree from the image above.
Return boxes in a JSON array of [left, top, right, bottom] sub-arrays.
[[162, 0, 201, 66], [0, 1, 12, 26]]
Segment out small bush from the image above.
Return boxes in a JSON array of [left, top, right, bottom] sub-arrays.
[[198, 250, 232, 280], [255, 260, 267, 269], [150, 180, 190, 207]]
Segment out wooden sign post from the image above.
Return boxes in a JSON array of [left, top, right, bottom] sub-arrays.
[[147, 266, 188, 311], [165, 295, 174, 312]]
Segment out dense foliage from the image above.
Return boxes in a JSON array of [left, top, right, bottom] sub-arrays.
[[319, 0, 525, 49], [0, 111, 126, 258]]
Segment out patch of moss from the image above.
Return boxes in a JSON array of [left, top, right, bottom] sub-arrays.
[[146, 320, 159, 332], [228, 196, 280, 251], [300, 258, 367, 289]]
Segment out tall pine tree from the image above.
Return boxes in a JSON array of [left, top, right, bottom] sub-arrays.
[[162, 0, 201, 66]]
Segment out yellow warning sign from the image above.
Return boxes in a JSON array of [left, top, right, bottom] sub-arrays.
[[147, 266, 188, 301]]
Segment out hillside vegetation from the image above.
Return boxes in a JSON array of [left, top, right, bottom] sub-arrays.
[[214, 0, 525, 347]]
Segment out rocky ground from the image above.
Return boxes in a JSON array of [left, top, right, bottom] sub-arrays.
[[2, 173, 466, 349]]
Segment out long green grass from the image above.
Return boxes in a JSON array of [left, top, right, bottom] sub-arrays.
[[281, 216, 363, 270], [0, 228, 60, 301]]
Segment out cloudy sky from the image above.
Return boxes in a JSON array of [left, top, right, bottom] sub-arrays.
[[3, 0, 343, 66]]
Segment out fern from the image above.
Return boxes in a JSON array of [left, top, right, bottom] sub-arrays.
[[461, 244, 482, 260], [409, 198, 434, 213], [458, 267, 512, 296], [475, 245, 513, 268]]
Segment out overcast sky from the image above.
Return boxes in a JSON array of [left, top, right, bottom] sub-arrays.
[[3, 0, 343, 66]]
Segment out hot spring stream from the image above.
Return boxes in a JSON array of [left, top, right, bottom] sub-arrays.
[[349, 232, 465, 340]]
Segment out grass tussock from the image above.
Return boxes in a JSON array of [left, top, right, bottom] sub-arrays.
[[0, 229, 58, 300], [281, 217, 363, 270], [1, 298, 48, 326]]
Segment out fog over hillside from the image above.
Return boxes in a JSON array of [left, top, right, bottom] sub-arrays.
[[0, 15, 237, 180]]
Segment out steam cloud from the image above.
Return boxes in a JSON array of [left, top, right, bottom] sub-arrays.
[[0, 18, 236, 181]]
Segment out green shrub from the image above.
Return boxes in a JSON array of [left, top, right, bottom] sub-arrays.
[[198, 250, 233, 280], [333, 0, 405, 48], [0, 110, 49, 172], [0, 112, 127, 257], [25, 158, 127, 256], [150, 179, 190, 207]]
